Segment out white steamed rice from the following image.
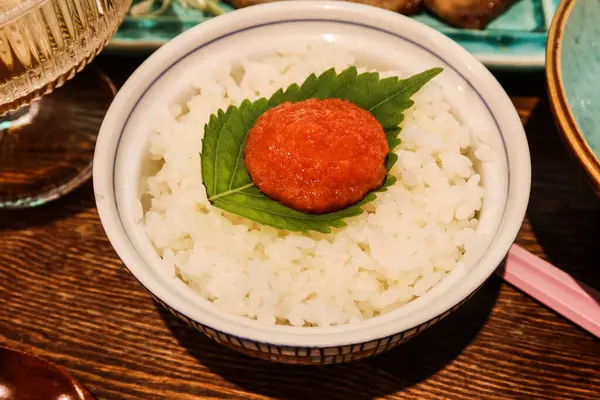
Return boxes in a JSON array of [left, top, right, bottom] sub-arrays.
[[139, 43, 492, 327]]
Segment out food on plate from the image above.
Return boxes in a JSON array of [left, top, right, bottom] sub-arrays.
[[221, 0, 516, 29], [128, 0, 517, 29], [222, 0, 273, 9], [342, 0, 423, 14], [424, 0, 517, 29], [129, 0, 223, 18], [225, 0, 422, 14], [140, 43, 494, 327], [244, 98, 389, 214]]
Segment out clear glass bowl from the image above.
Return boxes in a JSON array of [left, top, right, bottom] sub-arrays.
[[0, 0, 132, 208]]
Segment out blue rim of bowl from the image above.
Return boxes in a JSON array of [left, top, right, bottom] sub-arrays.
[[99, 9, 523, 349]]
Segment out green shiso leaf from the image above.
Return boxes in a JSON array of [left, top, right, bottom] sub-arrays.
[[201, 66, 443, 233]]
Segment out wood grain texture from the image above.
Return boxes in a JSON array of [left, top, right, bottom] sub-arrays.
[[0, 59, 599, 400]]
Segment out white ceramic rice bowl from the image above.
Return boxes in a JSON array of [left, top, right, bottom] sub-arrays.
[[93, 1, 531, 364]]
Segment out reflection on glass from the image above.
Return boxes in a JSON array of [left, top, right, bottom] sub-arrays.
[[0, 0, 132, 208]]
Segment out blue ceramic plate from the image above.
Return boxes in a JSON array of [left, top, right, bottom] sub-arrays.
[[109, 0, 560, 69]]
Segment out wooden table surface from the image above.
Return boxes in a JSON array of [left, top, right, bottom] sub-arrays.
[[1, 57, 599, 400]]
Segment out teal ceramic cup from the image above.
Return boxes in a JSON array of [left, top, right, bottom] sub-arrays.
[[547, 0, 600, 196]]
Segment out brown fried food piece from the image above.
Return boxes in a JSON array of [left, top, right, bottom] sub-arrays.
[[424, 0, 516, 29], [223, 0, 274, 8], [225, 0, 422, 14], [345, 0, 422, 14]]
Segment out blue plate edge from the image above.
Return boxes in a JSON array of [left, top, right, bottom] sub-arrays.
[[108, 0, 559, 70]]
